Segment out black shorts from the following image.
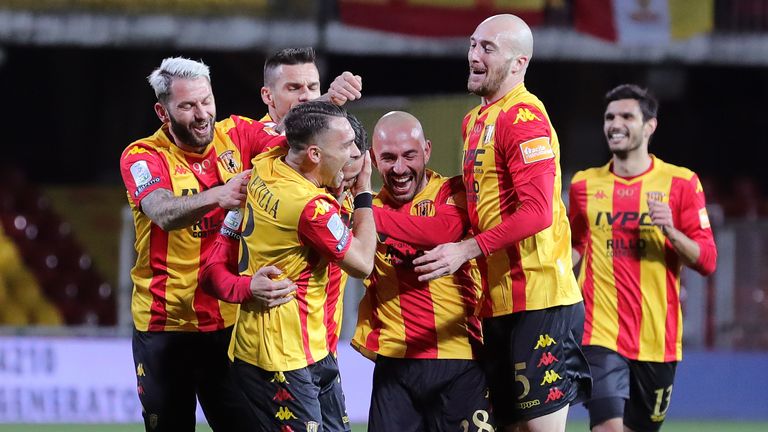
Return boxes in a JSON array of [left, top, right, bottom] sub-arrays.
[[583, 345, 677, 432], [368, 356, 494, 432], [233, 354, 351, 432], [132, 326, 254, 432], [481, 302, 592, 426]]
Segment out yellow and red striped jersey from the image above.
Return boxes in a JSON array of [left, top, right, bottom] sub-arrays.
[[120, 115, 284, 332], [462, 84, 581, 317], [569, 156, 717, 362], [353, 172, 482, 360], [234, 148, 353, 371]]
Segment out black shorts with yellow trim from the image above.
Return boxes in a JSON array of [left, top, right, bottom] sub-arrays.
[[583, 345, 677, 432], [232, 354, 351, 432], [481, 302, 592, 426]]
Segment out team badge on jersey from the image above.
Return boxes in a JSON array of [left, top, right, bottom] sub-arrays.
[[413, 199, 435, 217], [519, 137, 555, 165], [217, 150, 240, 173]]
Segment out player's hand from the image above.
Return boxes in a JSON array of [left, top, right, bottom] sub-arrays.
[[217, 170, 251, 209], [413, 239, 479, 282], [328, 72, 362, 106], [351, 151, 372, 197], [250, 266, 297, 308], [647, 197, 674, 235]]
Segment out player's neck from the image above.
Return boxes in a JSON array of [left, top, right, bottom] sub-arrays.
[[483, 76, 524, 105], [612, 151, 652, 178], [285, 150, 324, 188]]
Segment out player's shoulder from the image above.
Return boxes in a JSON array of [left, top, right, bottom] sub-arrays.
[[121, 135, 163, 161], [654, 156, 697, 182], [572, 162, 611, 183]]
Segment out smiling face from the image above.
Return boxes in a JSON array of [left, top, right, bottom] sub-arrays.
[[156, 77, 216, 152], [604, 98, 656, 158], [372, 114, 431, 205], [315, 116, 357, 189], [261, 63, 321, 123]]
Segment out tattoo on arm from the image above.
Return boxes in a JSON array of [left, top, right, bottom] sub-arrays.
[[141, 188, 217, 231]]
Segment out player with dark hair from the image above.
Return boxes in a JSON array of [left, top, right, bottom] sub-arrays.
[[569, 84, 717, 432], [231, 101, 376, 431]]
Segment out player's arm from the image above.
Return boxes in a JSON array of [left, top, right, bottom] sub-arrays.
[[298, 154, 376, 279], [140, 170, 251, 231], [338, 152, 376, 278], [413, 105, 555, 281], [373, 178, 470, 248], [568, 176, 589, 269], [225, 115, 288, 162], [648, 174, 717, 275], [199, 210, 297, 306], [319, 71, 363, 106]]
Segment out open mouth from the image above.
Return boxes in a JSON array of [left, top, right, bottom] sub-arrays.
[[389, 175, 413, 195], [192, 121, 210, 136], [607, 131, 628, 145]]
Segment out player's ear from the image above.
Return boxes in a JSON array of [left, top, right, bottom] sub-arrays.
[[423, 139, 432, 164], [154, 102, 169, 123], [261, 86, 274, 107], [307, 145, 321, 164], [644, 117, 657, 139]]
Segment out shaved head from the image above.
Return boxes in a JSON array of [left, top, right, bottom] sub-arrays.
[[468, 14, 534, 103], [373, 111, 427, 151], [372, 111, 432, 205], [477, 14, 533, 59]]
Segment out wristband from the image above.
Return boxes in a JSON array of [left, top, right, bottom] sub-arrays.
[[353, 191, 373, 209]]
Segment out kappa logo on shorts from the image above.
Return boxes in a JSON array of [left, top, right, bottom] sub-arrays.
[[280, 425, 294, 432], [516, 399, 540, 410], [136, 363, 145, 377], [275, 407, 297, 421], [137, 384, 144, 395], [273, 388, 294, 402], [544, 387, 565, 403], [541, 370, 563, 385], [306, 421, 319, 432], [537, 352, 559, 367], [533, 334, 557, 349], [270, 372, 289, 384]]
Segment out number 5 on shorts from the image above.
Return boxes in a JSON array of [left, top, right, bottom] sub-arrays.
[[515, 362, 530, 400]]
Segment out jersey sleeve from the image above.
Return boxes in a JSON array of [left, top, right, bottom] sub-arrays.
[[675, 173, 718, 275], [569, 176, 590, 257], [297, 196, 352, 262], [495, 104, 557, 187], [226, 115, 288, 163], [199, 234, 253, 303], [119, 143, 172, 210], [373, 176, 470, 248]]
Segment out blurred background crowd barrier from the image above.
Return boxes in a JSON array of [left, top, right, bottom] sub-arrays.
[[1, 0, 768, 424]]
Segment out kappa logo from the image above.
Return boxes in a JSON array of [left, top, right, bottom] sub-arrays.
[[127, 146, 149, 156], [174, 165, 190, 175], [544, 387, 565, 403], [280, 426, 294, 432], [594, 190, 607, 199], [541, 370, 563, 385], [537, 352, 559, 367], [136, 363, 145, 377], [137, 385, 144, 395], [275, 407, 297, 421], [534, 334, 557, 349], [312, 199, 332, 220], [513, 107, 541, 124], [270, 372, 289, 384], [273, 388, 294, 402]]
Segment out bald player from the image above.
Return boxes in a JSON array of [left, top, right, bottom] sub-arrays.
[[353, 111, 493, 432], [413, 15, 591, 432]]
